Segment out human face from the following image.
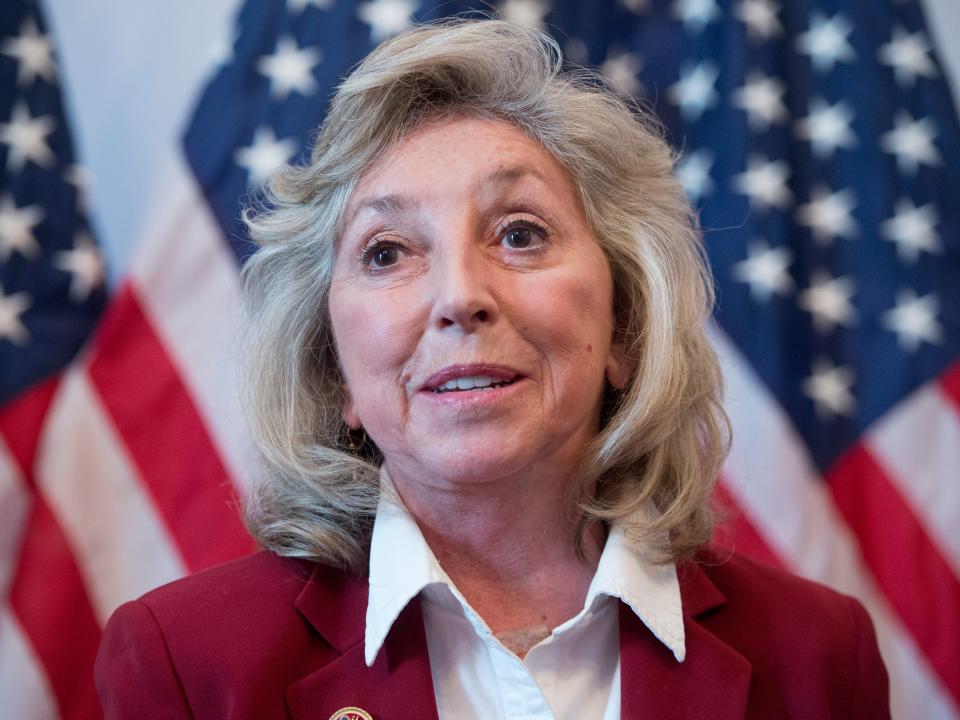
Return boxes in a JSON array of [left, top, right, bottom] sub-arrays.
[[329, 116, 628, 490]]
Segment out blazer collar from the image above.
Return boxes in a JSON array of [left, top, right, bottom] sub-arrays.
[[287, 553, 750, 720], [367, 469, 687, 667], [287, 563, 439, 720], [620, 556, 752, 720]]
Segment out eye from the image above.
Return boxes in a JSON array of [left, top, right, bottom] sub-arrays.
[[500, 219, 549, 250], [360, 241, 402, 269], [371, 245, 398, 267]]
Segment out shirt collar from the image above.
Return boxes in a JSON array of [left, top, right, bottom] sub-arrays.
[[364, 468, 457, 666], [581, 502, 686, 661], [364, 467, 686, 666]]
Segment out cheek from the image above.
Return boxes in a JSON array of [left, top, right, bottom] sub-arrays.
[[516, 269, 615, 386], [329, 285, 428, 452], [329, 286, 418, 393], [536, 267, 613, 345]]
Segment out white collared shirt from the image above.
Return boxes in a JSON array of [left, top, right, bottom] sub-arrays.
[[365, 472, 686, 720]]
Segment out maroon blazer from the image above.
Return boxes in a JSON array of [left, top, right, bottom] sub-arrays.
[[95, 548, 889, 719]]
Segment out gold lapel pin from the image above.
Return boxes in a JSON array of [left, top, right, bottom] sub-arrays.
[[329, 708, 373, 720]]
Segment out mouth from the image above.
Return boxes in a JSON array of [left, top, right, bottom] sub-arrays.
[[420, 365, 523, 394], [429, 376, 518, 393]]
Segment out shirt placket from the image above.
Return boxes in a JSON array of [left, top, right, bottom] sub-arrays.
[[484, 636, 556, 720]]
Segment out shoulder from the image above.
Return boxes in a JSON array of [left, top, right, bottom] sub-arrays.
[[96, 552, 356, 719], [684, 548, 889, 718], [688, 547, 871, 648], [107, 550, 354, 660], [134, 550, 316, 623], [691, 547, 859, 620]]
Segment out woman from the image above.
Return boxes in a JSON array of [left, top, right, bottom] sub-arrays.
[[95, 19, 889, 719]]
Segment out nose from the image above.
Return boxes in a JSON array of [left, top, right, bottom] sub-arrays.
[[429, 243, 498, 332]]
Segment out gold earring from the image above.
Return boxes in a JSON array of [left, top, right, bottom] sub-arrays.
[[344, 427, 366, 451]]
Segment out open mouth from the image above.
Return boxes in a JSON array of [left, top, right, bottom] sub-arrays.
[[428, 375, 518, 393]]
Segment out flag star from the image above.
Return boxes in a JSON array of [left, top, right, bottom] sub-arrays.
[[357, 0, 418, 42], [798, 271, 856, 333], [733, 73, 787, 130], [0, 195, 43, 261], [796, 187, 858, 245], [620, 0, 650, 14], [732, 241, 793, 301], [732, 154, 792, 210], [880, 111, 941, 175], [794, 98, 857, 158], [209, 25, 240, 67], [53, 232, 105, 302], [0, 283, 31, 345], [563, 38, 589, 65], [803, 358, 856, 419], [257, 37, 321, 99], [601, 50, 643, 97], [288, 0, 334, 12], [64, 163, 90, 192], [735, 0, 782, 41], [65, 163, 91, 209], [668, 61, 720, 121], [676, 149, 714, 203], [1, 18, 56, 86], [235, 127, 298, 186], [498, 0, 550, 29], [672, 0, 721, 33], [796, 12, 856, 73], [882, 289, 942, 352], [880, 198, 940, 263], [879, 25, 937, 87], [0, 102, 57, 172]]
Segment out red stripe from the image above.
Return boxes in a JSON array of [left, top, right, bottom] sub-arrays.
[[939, 361, 960, 412], [9, 497, 102, 720], [828, 444, 960, 705], [86, 283, 253, 572], [711, 480, 786, 570], [0, 377, 60, 485]]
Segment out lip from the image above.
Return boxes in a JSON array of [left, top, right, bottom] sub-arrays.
[[419, 364, 523, 392]]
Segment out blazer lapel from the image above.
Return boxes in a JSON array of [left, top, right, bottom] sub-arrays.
[[285, 564, 438, 720], [619, 559, 752, 720]]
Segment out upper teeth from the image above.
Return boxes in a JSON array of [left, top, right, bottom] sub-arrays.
[[439, 375, 499, 391]]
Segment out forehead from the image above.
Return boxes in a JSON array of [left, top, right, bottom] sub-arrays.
[[343, 115, 584, 220]]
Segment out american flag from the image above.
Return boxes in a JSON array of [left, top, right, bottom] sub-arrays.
[[1, 0, 958, 718]]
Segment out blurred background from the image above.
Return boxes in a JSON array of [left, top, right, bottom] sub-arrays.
[[1, 0, 958, 717]]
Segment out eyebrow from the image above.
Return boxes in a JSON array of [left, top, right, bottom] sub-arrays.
[[343, 165, 551, 230], [344, 194, 412, 228], [477, 165, 551, 194]]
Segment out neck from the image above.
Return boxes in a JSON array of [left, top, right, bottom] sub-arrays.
[[385, 463, 605, 635]]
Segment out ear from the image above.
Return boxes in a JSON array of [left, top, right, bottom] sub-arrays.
[[605, 338, 631, 390], [341, 386, 362, 430]]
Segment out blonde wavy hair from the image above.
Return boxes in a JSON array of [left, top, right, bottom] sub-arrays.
[[241, 18, 729, 571]]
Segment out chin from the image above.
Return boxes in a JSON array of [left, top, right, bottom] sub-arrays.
[[428, 449, 533, 486], [374, 419, 589, 490], [387, 434, 539, 489]]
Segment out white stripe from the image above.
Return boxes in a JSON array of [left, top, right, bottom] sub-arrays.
[[0, 606, 60, 720], [35, 369, 187, 623], [866, 381, 960, 577], [710, 323, 959, 720], [130, 162, 256, 494], [0, 433, 31, 603]]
